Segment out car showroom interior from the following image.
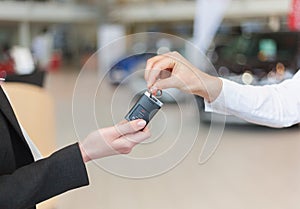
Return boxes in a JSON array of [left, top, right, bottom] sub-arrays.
[[0, 0, 299, 209]]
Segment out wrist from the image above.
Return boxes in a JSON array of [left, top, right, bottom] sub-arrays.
[[194, 75, 223, 103], [79, 143, 90, 163]]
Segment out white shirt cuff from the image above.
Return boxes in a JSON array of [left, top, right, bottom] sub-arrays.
[[204, 78, 230, 115]]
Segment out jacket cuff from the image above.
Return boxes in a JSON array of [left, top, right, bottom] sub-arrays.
[[60, 143, 89, 186], [45, 143, 90, 193]]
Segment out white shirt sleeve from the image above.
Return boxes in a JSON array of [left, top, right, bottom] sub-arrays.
[[205, 70, 300, 128]]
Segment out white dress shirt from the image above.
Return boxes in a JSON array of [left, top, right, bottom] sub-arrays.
[[205, 70, 300, 128], [2, 88, 43, 160], [19, 124, 43, 161]]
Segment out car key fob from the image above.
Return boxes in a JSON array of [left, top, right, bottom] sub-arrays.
[[125, 91, 163, 125]]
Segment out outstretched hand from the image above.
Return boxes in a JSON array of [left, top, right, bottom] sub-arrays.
[[79, 119, 150, 162]]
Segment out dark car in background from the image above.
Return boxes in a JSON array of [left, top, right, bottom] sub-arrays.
[[198, 31, 300, 124]]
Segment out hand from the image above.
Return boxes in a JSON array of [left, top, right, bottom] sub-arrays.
[[79, 119, 150, 163], [145, 51, 222, 102]]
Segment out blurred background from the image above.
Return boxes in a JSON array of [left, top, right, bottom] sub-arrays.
[[1, 0, 300, 209]]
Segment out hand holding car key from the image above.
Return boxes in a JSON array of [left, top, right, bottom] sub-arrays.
[[125, 89, 163, 125]]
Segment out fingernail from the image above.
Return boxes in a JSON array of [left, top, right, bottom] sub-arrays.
[[150, 86, 157, 93], [137, 120, 146, 127]]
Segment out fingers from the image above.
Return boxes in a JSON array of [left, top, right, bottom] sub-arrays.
[[152, 77, 177, 91], [113, 119, 147, 138], [145, 53, 177, 89], [126, 127, 151, 144], [111, 128, 151, 154], [145, 54, 165, 81], [147, 58, 176, 89]]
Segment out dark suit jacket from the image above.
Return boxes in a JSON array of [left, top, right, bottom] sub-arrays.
[[0, 86, 89, 209]]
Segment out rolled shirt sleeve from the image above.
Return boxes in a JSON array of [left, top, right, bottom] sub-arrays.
[[205, 71, 300, 128]]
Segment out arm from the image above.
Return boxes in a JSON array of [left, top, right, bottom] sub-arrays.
[[145, 51, 300, 128], [0, 119, 149, 209], [0, 143, 88, 209], [205, 74, 300, 128]]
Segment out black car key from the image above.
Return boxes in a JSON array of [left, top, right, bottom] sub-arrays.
[[125, 91, 163, 125]]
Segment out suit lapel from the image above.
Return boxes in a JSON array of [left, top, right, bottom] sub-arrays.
[[0, 86, 28, 145]]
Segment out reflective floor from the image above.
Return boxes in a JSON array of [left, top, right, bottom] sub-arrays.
[[45, 67, 300, 209]]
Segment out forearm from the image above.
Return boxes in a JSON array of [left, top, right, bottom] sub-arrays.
[[205, 78, 300, 128], [0, 143, 89, 209]]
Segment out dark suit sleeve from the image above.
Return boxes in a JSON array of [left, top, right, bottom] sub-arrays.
[[0, 143, 89, 209]]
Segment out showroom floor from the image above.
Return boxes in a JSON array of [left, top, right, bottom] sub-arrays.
[[44, 65, 300, 209]]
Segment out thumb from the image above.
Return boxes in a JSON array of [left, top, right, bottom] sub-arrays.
[[114, 119, 147, 137]]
